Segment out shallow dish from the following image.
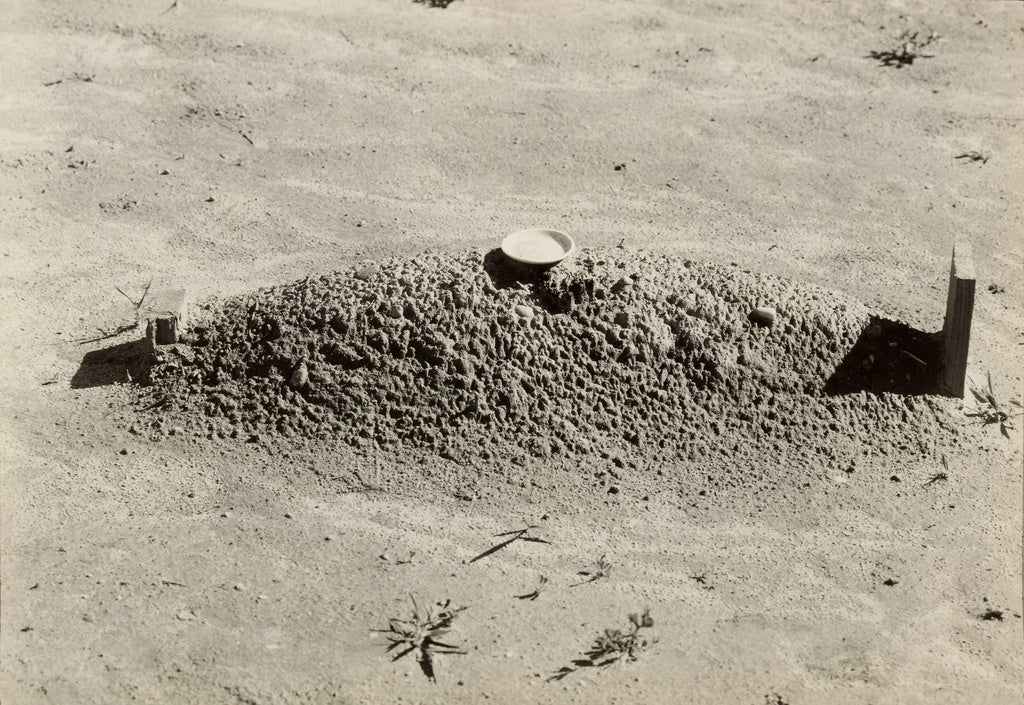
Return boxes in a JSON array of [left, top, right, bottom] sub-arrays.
[[501, 228, 575, 266]]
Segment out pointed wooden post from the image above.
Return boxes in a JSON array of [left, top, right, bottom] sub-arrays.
[[942, 242, 975, 397]]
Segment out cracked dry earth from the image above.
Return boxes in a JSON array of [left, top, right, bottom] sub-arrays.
[[2, 1, 1022, 704]]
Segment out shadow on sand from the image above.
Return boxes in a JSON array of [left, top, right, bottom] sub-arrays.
[[71, 339, 153, 389], [481, 247, 592, 316], [823, 317, 944, 396]]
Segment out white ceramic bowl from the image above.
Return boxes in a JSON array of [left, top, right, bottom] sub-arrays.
[[500, 228, 576, 266]]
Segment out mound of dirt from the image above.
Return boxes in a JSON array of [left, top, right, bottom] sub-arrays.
[[140, 248, 958, 487]]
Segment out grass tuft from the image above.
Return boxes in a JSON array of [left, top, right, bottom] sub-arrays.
[[372, 596, 467, 682], [966, 372, 1023, 439], [514, 574, 548, 601], [572, 554, 612, 587]]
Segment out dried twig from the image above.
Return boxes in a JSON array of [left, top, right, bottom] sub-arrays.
[[73, 323, 138, 345], [114, 278, 154, 323], [468, 524, 551, 564], [44, 73, 95, 87], [955, 151, 989, 165], [159, 0, 180, 16], [923, 454, 949, 486], [900, 349, 927, 366]]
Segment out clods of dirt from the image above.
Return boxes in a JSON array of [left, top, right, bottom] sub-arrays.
[[139, 248, 957, 491]]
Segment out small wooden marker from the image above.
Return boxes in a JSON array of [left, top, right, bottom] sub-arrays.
[[941, 242, 975, 397], [142, 288, 190, 350]]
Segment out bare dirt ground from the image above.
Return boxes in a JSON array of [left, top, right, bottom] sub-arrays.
[[2, 1, 1023, 703]]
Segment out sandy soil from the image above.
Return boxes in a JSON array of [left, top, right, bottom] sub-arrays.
[[2, 1, 1022, 703]]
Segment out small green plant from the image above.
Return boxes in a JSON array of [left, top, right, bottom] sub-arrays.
[[587, 609, 656, 664], [922, 454, 949, 486], [515, 574, 548, 601], [690, 573, 714, 591], [548, 609, 657, 681], [372, 596, 466, 682], [868, 29, 938, 68], [967, 372, 1023, 438], [572, 554, 612, 587], [979, 609, 1004, 622]]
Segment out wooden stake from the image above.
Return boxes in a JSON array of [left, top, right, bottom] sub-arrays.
[[942, 242, 975, 397], [141, 288, 190, 348]]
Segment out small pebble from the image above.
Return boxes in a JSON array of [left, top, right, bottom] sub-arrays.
[[749, 306, 776, 327], [289, 362, 308, 389], [515, 304, 534, 319], [354, 265, 378, 281]]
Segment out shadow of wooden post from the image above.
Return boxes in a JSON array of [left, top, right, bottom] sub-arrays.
[[942, 242, 975, 397]]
